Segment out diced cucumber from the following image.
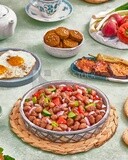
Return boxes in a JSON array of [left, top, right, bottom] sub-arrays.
[[44, 97, 51, 104], [42, 109, 51, 116], [87, 88, 92, 94], [74, 101, 79, 107], [85, 103, 96, 109], [25, 98, 30, 102], [47, 88, 56, 92], [51, 121, 58, 127], [32, 97, 37, 104], [68, 111, 76, 118]]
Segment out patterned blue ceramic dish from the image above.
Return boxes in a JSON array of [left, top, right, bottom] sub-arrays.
[[0, 48, 41, 87], [70, 58, 128, 83], [25, 0, 73, 22]]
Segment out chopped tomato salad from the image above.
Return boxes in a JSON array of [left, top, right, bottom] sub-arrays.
[[23, 84, 107, 132]]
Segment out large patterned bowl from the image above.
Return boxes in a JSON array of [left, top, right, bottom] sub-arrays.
[[20, 80, 110, 143]]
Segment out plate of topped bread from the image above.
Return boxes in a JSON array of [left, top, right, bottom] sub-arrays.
[[0, 48, 41, 87], [70, 54, 128, 83]]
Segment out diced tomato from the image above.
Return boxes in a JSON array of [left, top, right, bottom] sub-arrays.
[[78, 105, 85, 114], [93, 95, 100, 100], [75, 93, 84, 101], [33, 88, 45, 98], [91, 90, 96, 96], [73, 85, 79, 90], [52, 97, 61, 106], [33, 91, 41, 98], [61, 86, 73, 92], [117, 22, 128, 44], [57, 116, 67, 124], [119, 15, 128, 26]]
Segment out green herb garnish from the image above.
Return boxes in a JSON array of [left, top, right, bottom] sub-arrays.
[[4, 155, 15, 160], [115, 2, 128, 11], [0, 147, 3, 153], [0, 148, 15, 160]]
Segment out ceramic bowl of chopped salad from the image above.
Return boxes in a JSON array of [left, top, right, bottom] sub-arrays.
[[20, 80, 110, 143]]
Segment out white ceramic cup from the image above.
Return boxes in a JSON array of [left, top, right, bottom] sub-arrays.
[[30, 0, 62, 18]]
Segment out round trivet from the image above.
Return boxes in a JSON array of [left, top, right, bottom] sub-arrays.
[[122, 128, 128, 145], [123, 98, 128, 117], [9, 99, 118, 155], [122, 98, 128, 145], [84, 0, 108, 4]]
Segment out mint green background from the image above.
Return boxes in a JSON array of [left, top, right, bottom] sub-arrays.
[[0, 0, 128, 159]]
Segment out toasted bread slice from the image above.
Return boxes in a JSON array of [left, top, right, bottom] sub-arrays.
[[75, 58, 95, 73], [97, 54, 128, 66], [108, 63, 128, 79], [93, 61, 110, 77]]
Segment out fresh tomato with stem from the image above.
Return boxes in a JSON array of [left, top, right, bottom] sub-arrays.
[[117, 22, 128, 44], [119, 15, 128, 26]]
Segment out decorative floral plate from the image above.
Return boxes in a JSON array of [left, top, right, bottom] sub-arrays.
[[25, 0, 73, 22]]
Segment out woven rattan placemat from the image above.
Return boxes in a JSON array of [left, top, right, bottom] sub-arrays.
[[122, 98, 128, 145], [9, 99, 118, 155]]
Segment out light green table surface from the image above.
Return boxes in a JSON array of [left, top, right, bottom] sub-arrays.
[[0, 0, 128, 159]]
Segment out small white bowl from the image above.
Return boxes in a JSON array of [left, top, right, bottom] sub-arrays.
[[42, 33, 84, 58]]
